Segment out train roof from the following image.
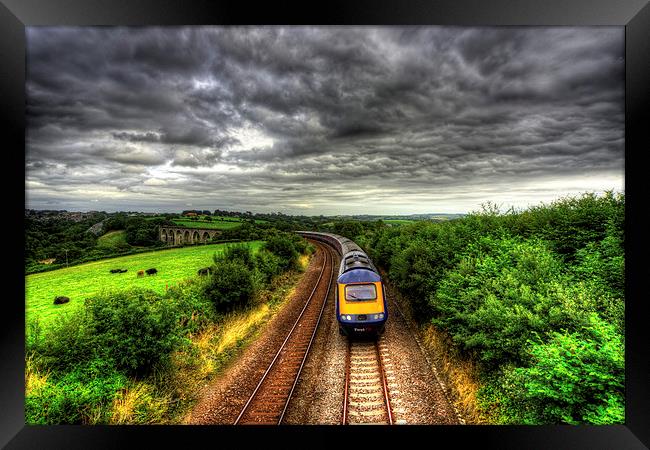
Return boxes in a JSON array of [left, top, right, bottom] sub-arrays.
[[340, 250, 377, 275], [338, 268, 381, 284], [295, 231, 379, 276]]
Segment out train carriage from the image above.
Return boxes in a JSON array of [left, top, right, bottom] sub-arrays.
[[296, 231, 387, 337]]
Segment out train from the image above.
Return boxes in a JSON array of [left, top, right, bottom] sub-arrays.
[[296, 231, 387, 337]]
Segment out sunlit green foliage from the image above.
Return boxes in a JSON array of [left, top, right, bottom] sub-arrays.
[[26, 232, 312, 424], [356, 191, 625, 424]]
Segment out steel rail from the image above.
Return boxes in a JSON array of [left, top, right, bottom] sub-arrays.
[[278, 244, 335, 423], [342, 340, 394, 425], [233, 241, 331, 425], [342, 340, 351, 425], [376, 340, 394, 425]]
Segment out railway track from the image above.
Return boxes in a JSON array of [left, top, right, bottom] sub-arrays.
[[234, 242, 334, 425], [343, 337, 394, 425]]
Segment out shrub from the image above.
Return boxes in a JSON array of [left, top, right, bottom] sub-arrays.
[[85, 289, 179, 376], [36, 309, 95, 374], [214, 243, 256, 270], [389, 237, 445, 318], [203, 260, 255, 311], [26, 357, 127, 425], [506, 191, 624, 262], [430, 235, 570, 370], [165, 278, 216, 336], [499, 313, 624, 424], [254, 249, 283, 283], [264, 234, 299, 270]]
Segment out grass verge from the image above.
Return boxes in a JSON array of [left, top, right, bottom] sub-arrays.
[[385, 276, 484, 424], [104, 253, 312, 424]]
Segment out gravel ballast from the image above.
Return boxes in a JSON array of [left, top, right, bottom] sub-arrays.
[[186, 242, 462, 425]]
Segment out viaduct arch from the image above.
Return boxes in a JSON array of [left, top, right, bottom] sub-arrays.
[[159, 226, 221, 246]]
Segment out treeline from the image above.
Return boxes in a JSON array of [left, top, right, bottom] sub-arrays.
[[25, 212, 108, 268], [25, 214, 178, 274], [25, 232, 313, 424], [102, 214, 176, 246], [341, 192, 625, 425]]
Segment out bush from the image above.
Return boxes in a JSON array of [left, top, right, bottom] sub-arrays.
[[353, 191, 625, 425], [498, 314, 624, 424], [214, 243, 256, 270], [165, 278, 216, 336], [26, 357, 127, 425], [204, 260, 255, 311], [264, 234, 299, 270], [430, 235, 575, 371], [504, 191, 624, 262], [254, 249, 283, 283], [35, 309, 96, 374], [85, 289, 179, 376]]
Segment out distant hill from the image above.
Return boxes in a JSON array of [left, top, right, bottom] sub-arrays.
[[328, 213, 466, 222]]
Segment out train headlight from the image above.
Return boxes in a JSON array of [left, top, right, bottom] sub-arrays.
[[379, 313, 384, 319], [347, 315, 352, 321], [373, 314, 379, 320]]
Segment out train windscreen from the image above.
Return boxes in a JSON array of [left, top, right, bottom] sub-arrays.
[[345, 284, 377, 301]]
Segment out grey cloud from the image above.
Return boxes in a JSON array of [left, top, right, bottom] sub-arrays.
[[26, 26, 624, 214]]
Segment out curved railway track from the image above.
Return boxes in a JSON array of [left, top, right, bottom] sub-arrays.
[[343, 337, 394, 425], [234, 242, 335, 425]]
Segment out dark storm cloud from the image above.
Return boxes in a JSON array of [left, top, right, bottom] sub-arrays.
[[26, 26, 624, 214]]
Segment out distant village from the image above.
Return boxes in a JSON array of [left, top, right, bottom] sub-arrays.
[[24, 209, 159, 222]]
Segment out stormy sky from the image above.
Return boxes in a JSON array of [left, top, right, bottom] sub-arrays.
[[25, 26, 624, 215]]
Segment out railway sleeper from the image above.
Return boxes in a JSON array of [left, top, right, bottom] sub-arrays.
[[350, 362, 379, 369], [349, 378, 382, 386], [348, 409, 387, 418], [349, 391, 384, 399], [243, 410, 283, 417], [348, 400, 386, 408], [348, 386, 383, 395]]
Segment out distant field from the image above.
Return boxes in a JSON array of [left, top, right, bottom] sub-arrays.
[[96, 230, 128, 248], [143, 215, 268, 228], [171, 219, 243, 230], [384, 219, 417, 225], [26, 241, 264, 327]]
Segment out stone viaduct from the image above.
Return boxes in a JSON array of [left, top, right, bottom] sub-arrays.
[[159, 226, 221, 246]]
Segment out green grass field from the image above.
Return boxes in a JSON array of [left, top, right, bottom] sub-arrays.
[[26, 241, 264, 327], [96, 230, 129, 248], [171, 219, 243, 230]]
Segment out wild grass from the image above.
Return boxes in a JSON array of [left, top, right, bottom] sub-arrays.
[[421, 324, 487, 424], [25, 355, 49, 397], [116, 252, 307, 424], [110, 382, 172, 425]]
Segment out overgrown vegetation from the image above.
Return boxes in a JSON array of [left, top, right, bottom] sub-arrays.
[[338, 191, 625, 425], [25, 232, 314, 424], [25, 213, 179, 274]]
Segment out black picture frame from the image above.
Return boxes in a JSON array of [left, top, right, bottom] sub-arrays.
[[3, 0, 649, 448]]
